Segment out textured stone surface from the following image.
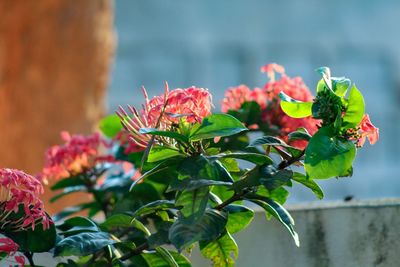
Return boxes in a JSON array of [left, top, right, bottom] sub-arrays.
[[190, 199, 400, 267], [0, 0, 115, 213]]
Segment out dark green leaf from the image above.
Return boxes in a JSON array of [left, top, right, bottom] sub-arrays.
[[247, 195, 299, 246], [305, 127, 356, 179], [169, 179, 232, 192], [53, 202, 101, 221], [175, 187, 209, 223], [261, 168, 293, 191], [54, 232, 116, 256], [50, 186, 87, 203], [99, 114, 123, 138], [224, 204, 254, 234], [189, 114, 247, 141], [51, 176, 86, 190], [139, 251, 191, 267], [132, 200, 176, 218], [6, 217, 56, 252], [228, 101, 261, 126], [100, 214, 134, 231], [155, 247, 179, 267], [288, 128, 312, 142], [200, 231, 238, 267], [57, 216, 99, 236], [292, 172, 324, 199], [248, 136, 290, 148], [279, 92, 313, 118], [208, 152, 273, 166], [169, 209, 227, 250]]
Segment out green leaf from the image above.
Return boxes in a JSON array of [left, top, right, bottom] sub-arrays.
[[139, 128, 189, 144], [305, 127, 356, 179], [132, 200, 176, 218], [261, 168, 293, 191], [169, 209, 227, 250], [169, 179, 232, 192], [208, 152, 273, 166], [279, 92, 313, 118], [6, 217, 56, 252], [288, 128, 311, 142], [257, 187, 289, 205], [292, 172, 324, 199], [100, 214, 134, 230], [175, 187, 209, 223], [99, 114, 123, 138], [189, 114, 247, 141], [342, 85, 365, 129], [247, 195, 299, 246], [155, 247, 179, 267], [53, 202, 101, 221], [51, 176, 86, 190], [147, 146, 184, 163], [57, 216, 99, 236], [248, 136, 290, 148], [200, 231, 238, 267], [50, 186, 87, 203], [54, 232, 116, 256], [139, 251, 191, 267], [316, 67, 332, 91], [224, 204, 254, 234], [228, 101, 261, 126]]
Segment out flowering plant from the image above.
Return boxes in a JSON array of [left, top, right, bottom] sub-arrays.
[[0, 65, 378, 267]]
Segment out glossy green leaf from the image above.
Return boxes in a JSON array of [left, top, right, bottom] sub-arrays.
[[139, 128, 189, 144], [155, 247, 179, 267], [248, 136, 290, 148], [342, 85, 365, 129], [132, 200, 175, 218], [139, 251, 191, 267], [305, 127, 356, 179], [225, 204, 255, 234], [279, 92, 313, 118], [200, 231, 238, 267], [228, 101, 262, 126], [292, 172, 324, 199], [175, 187, 209, 223], [54, 232, 116, 256], [100, 214, 134, 230], [189, 114, 247, 141], [257, 187, 289, 205], [99, 114, 123, 138], [50, 175, 86, 190], [247, 194, 299, 246], [57, 216, 99, 236], [169, 209, 227, 250], [6, 217, 56, 252], [147, 146, 183, 163], [208, 152, 273, 166], [169, 179, 232, 192], [261, 168, 293, 191], [288, 128, 311, 142]]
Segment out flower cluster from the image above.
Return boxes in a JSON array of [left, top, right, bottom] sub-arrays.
[[222, 63, 318, 148], [0, 237, 25, 267], [347, 114, 379, 147], [38, 132, 113, 183], [117, 83, 212, 152], [0, 168, 50, 231]]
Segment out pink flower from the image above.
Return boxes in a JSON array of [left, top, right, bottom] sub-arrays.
[[117, 83, 213, 151], [38, 132, 113, 183], [354, 114, 379, 147], [0, 169, 51, 231], [0, 237, 19, 255], [221, 64, 318, 149]]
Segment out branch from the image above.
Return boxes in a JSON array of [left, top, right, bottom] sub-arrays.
[[119, 242, 150, 262]]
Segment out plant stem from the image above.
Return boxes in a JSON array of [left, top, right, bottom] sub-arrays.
[[24, 252, 36, 267], [119, 242, 150, 261]]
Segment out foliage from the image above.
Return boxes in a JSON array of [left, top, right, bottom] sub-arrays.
[[0, 64, 378, 267]]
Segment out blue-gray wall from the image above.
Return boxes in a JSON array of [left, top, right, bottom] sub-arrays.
[[108, 0, 400, 202]]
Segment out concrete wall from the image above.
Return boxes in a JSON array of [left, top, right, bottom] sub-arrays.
[[190, 199, 400, 267], [109, 0, 400, 202]]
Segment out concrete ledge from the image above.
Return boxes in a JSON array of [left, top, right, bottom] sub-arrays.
[[191, 198, 400, 267]]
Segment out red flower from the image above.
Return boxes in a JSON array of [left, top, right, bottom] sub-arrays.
[[222, 63, 318, 149], [38, 132, 113, 183], [355, 114, 379, 147], [117, 83, 213, 151], [0, 169, 50, 231]]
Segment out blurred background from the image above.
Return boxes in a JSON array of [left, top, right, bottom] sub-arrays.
[[0, 1, 398, 210]]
